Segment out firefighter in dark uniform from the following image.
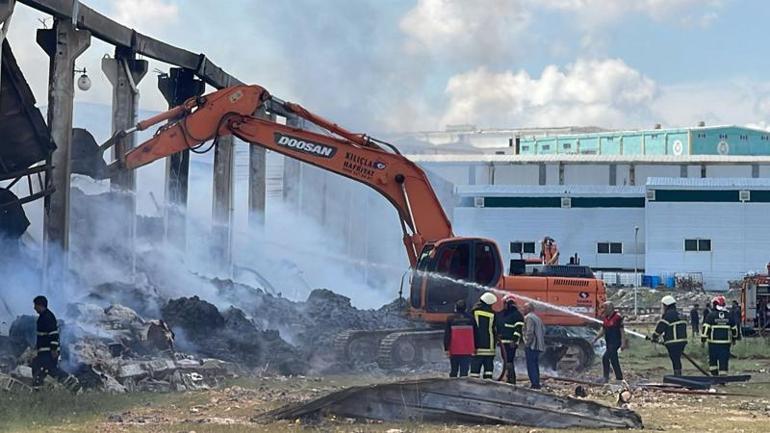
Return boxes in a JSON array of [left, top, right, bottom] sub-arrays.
[[701, 295, 739, 376], [470, 292, 498, 379], [31, 296, 80, 392], [496, 294, 524, 384], [650, 295, 688, 376], [443, 299, 476, 377]]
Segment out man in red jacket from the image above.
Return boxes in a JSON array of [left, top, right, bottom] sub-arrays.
[[444, 299, 475, 377]]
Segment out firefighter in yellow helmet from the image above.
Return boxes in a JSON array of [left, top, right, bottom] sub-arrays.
[[701, 295, 739, 376], [650, 295, 688, 376]]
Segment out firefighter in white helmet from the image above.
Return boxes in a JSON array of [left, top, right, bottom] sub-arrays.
[[649, 295, 688, 376], [470, 292, 498, 379]]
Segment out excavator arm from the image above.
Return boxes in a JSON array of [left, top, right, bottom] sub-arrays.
[[104, 85, 452, 266]]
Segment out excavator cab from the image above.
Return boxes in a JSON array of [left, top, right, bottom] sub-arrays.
[[409, 238, 503, 318]]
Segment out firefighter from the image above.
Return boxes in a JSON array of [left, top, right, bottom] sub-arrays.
[[650, 295, 688, 375], [496, 294, 524, 384], [701, 295, 739, 376], [443, 299, 475, 377], [470, 292, 498, 379], [31, 296, 80, 392]]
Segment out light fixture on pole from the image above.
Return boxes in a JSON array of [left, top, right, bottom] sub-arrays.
[[634, 225, 639, 317], [75, 67, 91, 91]]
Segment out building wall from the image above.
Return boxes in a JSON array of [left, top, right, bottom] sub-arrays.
[[492, 164, 540, 185], [454, 206, 645, 271], [564, 165, 609, 185], [645, 201, 770, 290]]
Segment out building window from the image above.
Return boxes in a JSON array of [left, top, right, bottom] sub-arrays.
[[597, 242, 623, 254], [563, 143, 572, 150], [697, 133, 706, 138], [718, 134, 728, 139], [522, 145, 530, 151], [510, 241, 536, 254], [740, 134, 748, 140], [541, 144, 551, 151], [685, 238, 711, 252]]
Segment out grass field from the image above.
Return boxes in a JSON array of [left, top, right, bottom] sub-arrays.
[[2, 333, 769, 433]]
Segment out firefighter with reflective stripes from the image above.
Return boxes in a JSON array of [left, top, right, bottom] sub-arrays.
[[31, 296, 80, 392], [650, 295, 688, 376], [470, 292, 498, 379], [701, 295, 739, 376], [496, 294, 524, 384]]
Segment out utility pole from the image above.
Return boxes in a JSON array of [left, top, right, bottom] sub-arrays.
[[634, 225, 639, 317]]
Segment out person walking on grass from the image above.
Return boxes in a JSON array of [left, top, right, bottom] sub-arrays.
[[592, 301, 627, 383]]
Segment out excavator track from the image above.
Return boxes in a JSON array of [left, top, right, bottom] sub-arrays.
[[541, 336, 595, 372], [375, 330, 444, 370], [333, 329, 414, 366], [335, 326, 597, 372]]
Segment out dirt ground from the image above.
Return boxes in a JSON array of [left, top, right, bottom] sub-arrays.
[[2, 336, 769, 433]]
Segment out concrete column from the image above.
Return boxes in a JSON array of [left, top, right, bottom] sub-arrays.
[[700, 165, 707, 178], [609, 164, 617, 186], [752, 164, 759, 178], [36, 20, 90, 289], [538, 163, 546, 185], [248, 107, 270, 229], [158, 68, 204, 252], [680, 165, 687, 177], [283, 116, 302, 212], [629, 164, 636, 186], [101, 48, 147, 274], [558, 162, 564, 185], [212, 110, 235, 275]]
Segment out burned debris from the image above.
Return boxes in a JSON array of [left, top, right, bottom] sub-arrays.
[[263, 377, 644, 429]]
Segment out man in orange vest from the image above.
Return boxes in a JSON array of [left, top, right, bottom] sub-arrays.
[[541, 236, 559, 265]]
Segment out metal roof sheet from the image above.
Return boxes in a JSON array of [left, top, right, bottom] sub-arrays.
[[456, 185, 645, 197], [645, 177, 770, 189]]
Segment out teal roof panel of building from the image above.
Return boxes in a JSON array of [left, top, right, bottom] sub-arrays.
[[518, 125, 770, 157]]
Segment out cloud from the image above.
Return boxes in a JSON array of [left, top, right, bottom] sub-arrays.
[[532, 0, 724, 24], [651, 80, 770, 129], [440, 58, 657, 128], [107, 0, 179, 36], [399, 0, 531, 65]]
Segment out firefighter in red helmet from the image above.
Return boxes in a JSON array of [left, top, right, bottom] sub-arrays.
[[701, 295, 739, 376]]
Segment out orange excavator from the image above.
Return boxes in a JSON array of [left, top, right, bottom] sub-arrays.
[[75, 84, 606, 370]]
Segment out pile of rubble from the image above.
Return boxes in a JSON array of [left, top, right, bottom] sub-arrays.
[[607, 287, 727, 320], [0, 277, 418, 393], [0, 303, 239, 393]]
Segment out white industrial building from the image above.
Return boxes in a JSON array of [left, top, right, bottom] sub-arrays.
[[282, 125, 770, 292], [453, 178, 770, 290]]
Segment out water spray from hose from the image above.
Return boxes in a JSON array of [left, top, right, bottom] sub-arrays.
[[412, 270, 648, 340]]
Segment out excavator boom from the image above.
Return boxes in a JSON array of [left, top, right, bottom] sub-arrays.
[[109, 85, 452, 266]]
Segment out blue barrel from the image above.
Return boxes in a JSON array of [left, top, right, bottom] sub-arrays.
[[651, 276, 661, 287], [642, 275, 653, 287], [665, 276, 676, 288]]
